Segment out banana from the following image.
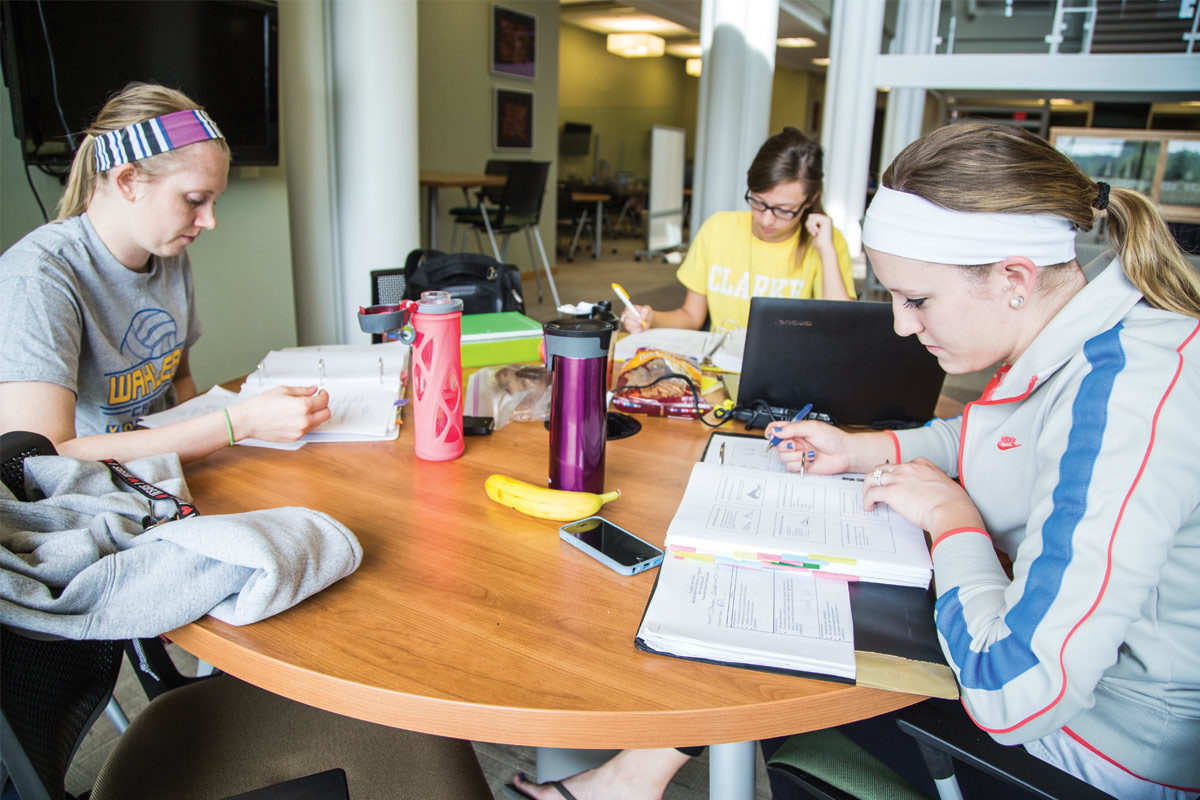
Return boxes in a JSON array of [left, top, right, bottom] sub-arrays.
[[484, 474, 620, 521]]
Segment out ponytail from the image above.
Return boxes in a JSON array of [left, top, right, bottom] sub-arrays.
[[55, 135, 99, 220], [1104, 187, 1200, 318]]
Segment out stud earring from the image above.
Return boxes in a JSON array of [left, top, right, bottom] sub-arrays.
[[1010, 296, 1025, 309]]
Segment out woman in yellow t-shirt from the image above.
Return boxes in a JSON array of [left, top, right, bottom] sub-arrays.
[[620, 127, 855, 333]]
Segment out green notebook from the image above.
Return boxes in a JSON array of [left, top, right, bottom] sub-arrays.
[[460, 312, 543, 367]]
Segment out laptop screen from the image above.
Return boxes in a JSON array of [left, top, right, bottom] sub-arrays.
[[734, 298, 946, 428]]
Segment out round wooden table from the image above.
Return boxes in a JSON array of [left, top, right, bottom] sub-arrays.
[[169, 411, 928, 795]]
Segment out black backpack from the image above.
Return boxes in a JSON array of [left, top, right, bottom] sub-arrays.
[[403, 249, 525, 315]]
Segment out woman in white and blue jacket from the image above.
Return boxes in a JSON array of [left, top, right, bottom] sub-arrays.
[[770, 121, 1200, 799]]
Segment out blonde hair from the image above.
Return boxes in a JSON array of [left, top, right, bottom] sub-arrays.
[[56, 82, 231, 220], [882, 121, 1200, 318]]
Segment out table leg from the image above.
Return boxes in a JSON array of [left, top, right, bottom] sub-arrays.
[[533, 742, 757, 800], [710, 740, 757, 799], [427, 186, 439, 250], [593, 199, 603, 259], [535, 747, 619, 781]]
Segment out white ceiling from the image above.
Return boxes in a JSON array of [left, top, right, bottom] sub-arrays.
[[559, 0, 837, 72]]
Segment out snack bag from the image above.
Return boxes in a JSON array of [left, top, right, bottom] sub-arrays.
[[611, 349, 715, 419]]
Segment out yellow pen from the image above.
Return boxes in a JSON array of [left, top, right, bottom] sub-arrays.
[[611, 282, 647, 326]]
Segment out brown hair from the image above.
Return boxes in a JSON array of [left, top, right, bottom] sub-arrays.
[[56, 82, 230, 220], [747, 126, 826, 247], [882, 121, 1200, 318]]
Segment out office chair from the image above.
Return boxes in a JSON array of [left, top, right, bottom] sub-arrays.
[[368, 267, 408, 343], [462, 160, 560, 307], [895, 699, 1117, 800], [765, 728, 928, 800], [765, 700, 1119, 800], [1, 625, 493, 800], [557, 184, 595, 263], [1, 433, 208, 712], [449, 159, 513, 252], [1, 432, 493, 800]]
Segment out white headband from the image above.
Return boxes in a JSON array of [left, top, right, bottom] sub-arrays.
[[862, 186, 1077, 267]]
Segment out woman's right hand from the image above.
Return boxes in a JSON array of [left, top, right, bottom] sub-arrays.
[[766, 419, 853, 474], [620, 304, 653, 333], [229, 385, 331, 442]]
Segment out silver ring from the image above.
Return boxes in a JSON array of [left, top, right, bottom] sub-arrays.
[[872, 468, 883, 487]]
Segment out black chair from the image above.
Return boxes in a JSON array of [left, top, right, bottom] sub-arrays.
[[556, 184, 596, 263], [460, 160, 559, 307], [449, 159, 513, 252], [0, 432, 207, 711], [764, 700, 1119, 800], [895, 699, 1118, 800], [368, 267, 407, 343], [0, 432, 493, 800]]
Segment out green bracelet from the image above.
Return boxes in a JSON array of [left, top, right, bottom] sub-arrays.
[[222, 408, 235, 446]]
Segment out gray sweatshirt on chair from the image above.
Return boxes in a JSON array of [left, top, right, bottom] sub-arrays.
[[0, 453, 362, 639]]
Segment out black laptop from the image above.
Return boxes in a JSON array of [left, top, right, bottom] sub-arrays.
[[732, 297, 946, 428]]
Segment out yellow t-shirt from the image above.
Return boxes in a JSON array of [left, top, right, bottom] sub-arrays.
[[675, 210, 855, 329]]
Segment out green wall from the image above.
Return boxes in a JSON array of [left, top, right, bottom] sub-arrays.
[[0, 83, 297, 392], [417, 0, 560, 265], [557, 23, 695, 183]]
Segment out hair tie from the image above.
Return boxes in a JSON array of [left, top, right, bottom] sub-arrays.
[[1093, 181, 1111, 212]]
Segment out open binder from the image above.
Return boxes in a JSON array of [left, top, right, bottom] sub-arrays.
[[634, 432, 958, 699]]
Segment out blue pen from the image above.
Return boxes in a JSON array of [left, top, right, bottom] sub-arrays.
[[767, 403, 813, 450]]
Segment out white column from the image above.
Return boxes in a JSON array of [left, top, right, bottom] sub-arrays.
[[279, 0, 341, 346], [820, 0, 885, 256], [692, 0, 779, 233], [879, 0, 938, 175], [329, 0, 421, 344]]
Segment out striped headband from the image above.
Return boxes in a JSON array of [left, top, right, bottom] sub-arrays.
[[862, 186, 1077, 267], [93, 109, 224, 172]]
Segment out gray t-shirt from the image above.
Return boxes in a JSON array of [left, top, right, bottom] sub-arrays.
[[0, 214, 202, 436]]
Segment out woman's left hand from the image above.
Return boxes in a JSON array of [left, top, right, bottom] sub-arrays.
[[805, 212, 836, 254], [863, 457, 985, 537]]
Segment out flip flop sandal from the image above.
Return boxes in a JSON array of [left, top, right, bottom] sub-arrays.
[[501, 780, 579, 800]]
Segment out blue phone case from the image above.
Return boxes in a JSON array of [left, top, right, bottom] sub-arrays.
[[559, 516, 664, 576]]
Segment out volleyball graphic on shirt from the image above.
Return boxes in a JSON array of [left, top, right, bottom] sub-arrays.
[[120, 308, 180, 360]]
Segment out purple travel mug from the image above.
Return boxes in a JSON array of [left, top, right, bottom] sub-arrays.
[[544, 318, 615, 493]]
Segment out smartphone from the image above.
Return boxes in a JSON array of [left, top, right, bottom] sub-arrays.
[[559, 516, 664, 576], [463, 415, 494, 435]]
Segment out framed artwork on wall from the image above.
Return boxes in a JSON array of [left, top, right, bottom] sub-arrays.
[[495, 88, 534, 150], [491, 5, 536, 79]]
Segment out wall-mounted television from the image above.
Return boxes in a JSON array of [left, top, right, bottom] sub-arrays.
[[0, 0, 279, 168]]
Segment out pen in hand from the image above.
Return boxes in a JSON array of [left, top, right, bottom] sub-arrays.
[[611, 282, 647, 328], [766, 403, 814, 450]]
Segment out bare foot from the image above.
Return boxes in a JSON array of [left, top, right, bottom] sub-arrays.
[[510, 748, 692, 800]]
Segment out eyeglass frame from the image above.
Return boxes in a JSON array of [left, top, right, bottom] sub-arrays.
[[744, 189, 806, 221]]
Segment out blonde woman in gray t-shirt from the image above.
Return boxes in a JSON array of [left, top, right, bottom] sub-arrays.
[[0, 83, 329, 462]]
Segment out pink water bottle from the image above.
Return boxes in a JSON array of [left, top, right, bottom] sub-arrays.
[[411, 291, 464, 461]]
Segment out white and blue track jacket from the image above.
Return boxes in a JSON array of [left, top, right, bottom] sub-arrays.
[[893, 257, 1200, 790]]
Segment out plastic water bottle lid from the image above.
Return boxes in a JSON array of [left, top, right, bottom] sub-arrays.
[[417, 290, 463, 313]]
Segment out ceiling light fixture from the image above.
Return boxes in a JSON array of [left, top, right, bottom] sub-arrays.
[[607, 32, 666, 58], [777, 37, 816, 48], [686, 58, 702, 76], [811, 56, 831, 67]]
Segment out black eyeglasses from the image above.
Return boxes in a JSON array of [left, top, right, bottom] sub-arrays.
[[744, 190, 804, 221]]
